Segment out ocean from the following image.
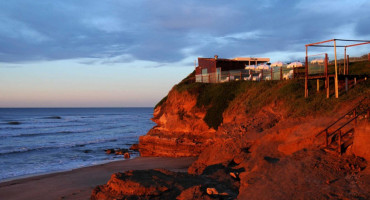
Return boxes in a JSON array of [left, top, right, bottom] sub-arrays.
[[0, 108, 154, 182]]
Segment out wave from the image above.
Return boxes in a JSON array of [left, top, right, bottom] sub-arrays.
[[5, 121, 21, 125], [11, 130, 91, 138], [0, 123, 89, 131], [0, 138, 119, 156], [40, 116, 62, 119], [0, 125, 128, 139]]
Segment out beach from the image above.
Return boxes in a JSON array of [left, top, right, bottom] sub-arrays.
[[0, 157, 196, 200]]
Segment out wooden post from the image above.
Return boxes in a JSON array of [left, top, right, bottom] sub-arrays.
[[317, 79, 320, 92], [325, 54, 328, 78], [338, 130, 342, 155], [345, 77, 348, 92], [325, 129, 328, 147], [325, 53, 329, 98], [344, 48, 347, 75], [327, 77, 330, 98], [261, 69, 263, 81], [280, 67, 283, 80], [271, 68, 273, 81], [347, 55, 349, 74], [240, 71, 242, 81], [354, 77, 356, 85], [334, 39, 339, 98], [208, 74, 211, 83], [305, 53, 308, 98]]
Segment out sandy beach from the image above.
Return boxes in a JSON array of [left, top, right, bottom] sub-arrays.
[[0, 157, 196, 200]]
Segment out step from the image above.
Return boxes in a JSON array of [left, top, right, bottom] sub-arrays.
[[341, 137, 354, 150]]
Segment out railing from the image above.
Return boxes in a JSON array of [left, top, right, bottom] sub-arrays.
[[316, 97, 369, 154], [195, 66, 304, 83]]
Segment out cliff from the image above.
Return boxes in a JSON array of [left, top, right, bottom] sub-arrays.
[[139, 67, 369, 159], [93, 61, 370, 199]]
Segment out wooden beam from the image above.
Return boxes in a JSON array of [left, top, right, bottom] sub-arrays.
[[345, 41, 370, 48], [317, 79, 320, 92], [334, 40, 339, 98], [305, 39, 335, 47]]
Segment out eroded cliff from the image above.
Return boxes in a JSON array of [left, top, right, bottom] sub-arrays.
[[93, 63, 370, 199]]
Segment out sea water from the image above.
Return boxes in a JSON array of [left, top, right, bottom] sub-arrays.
[[0, 108, 154, 182]]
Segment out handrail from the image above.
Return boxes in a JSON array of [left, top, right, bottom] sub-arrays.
[[316, 97, 367, 137], [328, 106, 369, 138]]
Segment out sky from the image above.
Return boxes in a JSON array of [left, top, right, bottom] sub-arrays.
[[0, 0, 369, 107]]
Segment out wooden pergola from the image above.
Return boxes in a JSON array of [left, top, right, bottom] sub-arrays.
[[305, 39, 370, 98]]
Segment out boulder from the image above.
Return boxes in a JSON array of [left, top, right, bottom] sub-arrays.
[[129, 144, 139, 151], [124, 152, 130, 159], [115, 148, 128, 155], [104, 149, 115, 154]]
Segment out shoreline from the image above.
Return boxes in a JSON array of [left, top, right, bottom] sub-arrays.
[[0, 156, 196, 200], [0, 155, 141, 184]]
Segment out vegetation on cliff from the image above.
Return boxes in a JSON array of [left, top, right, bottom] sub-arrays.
[[171, 62, 369, 129]]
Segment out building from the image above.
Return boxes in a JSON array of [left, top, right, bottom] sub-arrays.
[[195, 55, 270, 83]]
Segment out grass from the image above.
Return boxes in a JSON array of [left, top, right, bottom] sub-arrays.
[[174, 76, 250, 129], [195, 81, 250, 129], [154, 95, 168, 109]]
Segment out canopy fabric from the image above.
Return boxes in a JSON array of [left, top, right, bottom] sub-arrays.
[[271, 61, 283, 67], [287, 62, 303, 68], [257, 64, 270, 70], [310, 59, 324, 64], [245, 65, 256, 70]]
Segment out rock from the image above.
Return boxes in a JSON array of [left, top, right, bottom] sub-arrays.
[[176, 185, 212, 200], [233, 155, 245, 164], [91, 169, 207, 200], [115, 148, 128, 155], [129, 144, 139, 151], [124, 152, 130, 159], [230, 172, 238, 179], [206, 187, 218, 195], [104, 149, 115, 154], [139, 89, 215, 157]]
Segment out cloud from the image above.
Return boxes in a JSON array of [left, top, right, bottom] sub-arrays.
[[0, 0, 368, 64]]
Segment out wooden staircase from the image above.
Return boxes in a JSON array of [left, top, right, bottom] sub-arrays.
[[316, 97, 369, 155]]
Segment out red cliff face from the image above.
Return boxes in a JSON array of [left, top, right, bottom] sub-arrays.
[[139, 89, 216, 157], [95, 77, 370, 199]]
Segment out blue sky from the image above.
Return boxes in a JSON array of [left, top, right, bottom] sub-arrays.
[[0, 0, 369, 107]]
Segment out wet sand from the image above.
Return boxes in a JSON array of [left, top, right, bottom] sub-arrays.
[[0, 157, 196, 200]]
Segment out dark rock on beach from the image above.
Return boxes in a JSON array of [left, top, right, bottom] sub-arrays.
[[124, 152, 130, 159], [105, 148, 130, 155], [91, 167, 238, 200], [129, 144, 139, 151], [115, 148, 129, 155], [104, 149, 115, 154]]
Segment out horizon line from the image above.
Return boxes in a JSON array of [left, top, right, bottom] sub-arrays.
[[0, 106, 154, 109]]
